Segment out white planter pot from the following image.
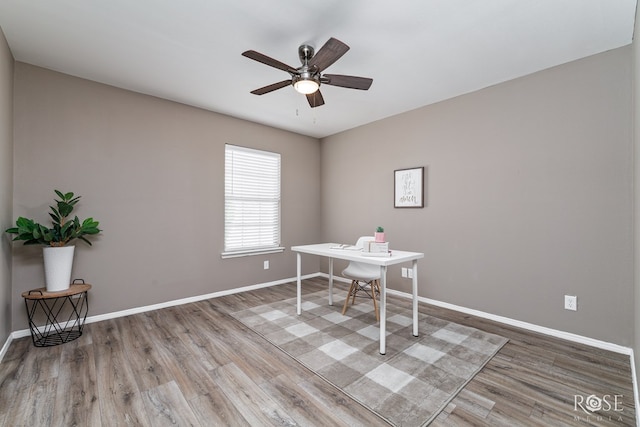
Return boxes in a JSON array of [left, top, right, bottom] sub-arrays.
[[43, 246, 75, 292]]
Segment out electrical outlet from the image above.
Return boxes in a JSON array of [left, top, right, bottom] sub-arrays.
[[263, 260, 269, 270], [407, 268, 414, 279], [564, 295, 577, 311], [401, 268, 408, 278]]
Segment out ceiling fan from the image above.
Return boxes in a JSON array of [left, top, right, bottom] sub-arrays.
[[242, 37, 373, 108]]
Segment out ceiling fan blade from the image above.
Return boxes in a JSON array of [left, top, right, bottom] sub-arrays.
[[306, 90, 325, 108], [307, 38, 349, 72], [250, 80, 292, 95], [242, 50, 296, 73], [323, 74, 373, 90]]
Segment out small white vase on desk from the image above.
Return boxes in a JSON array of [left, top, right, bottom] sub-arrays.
[[43, 246, 75, 292]]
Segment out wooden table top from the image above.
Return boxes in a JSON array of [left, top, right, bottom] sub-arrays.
[[22, 283, 92, 299]]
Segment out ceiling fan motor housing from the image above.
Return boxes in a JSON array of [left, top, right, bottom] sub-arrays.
[[293, 44, 320, 92], [298, 44, 315, 65]]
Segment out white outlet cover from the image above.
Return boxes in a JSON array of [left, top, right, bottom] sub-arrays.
[[564, 295, 577, 311]]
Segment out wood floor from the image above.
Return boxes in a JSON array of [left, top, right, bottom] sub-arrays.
[[0, 277, 636, 426]]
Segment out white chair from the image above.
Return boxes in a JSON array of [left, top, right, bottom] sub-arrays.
[[341, 236, 381, 321]]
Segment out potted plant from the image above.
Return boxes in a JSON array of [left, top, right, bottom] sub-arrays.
[[375, 226, 385, 243], [6, 190, 101, 292]]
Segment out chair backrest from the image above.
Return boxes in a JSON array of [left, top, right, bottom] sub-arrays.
[[342, 236, 380, 280]]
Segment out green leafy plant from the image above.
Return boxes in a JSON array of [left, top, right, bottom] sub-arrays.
[[6, 190, 101, 247], [376, 226, 384, 232]]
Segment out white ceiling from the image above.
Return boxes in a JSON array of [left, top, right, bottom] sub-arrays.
[[0, 1, 636, 138]]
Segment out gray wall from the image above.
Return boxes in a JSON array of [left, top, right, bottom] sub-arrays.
[[0, 28, 13, 343], [321, 47, 634, 346], [11, 63, 321, 330]]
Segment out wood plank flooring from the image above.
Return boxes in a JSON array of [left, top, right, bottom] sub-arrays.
[[0, 277, 635, 426]]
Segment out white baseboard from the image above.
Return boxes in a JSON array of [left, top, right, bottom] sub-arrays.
[[398, 290, 632, 355], [321, 272, 633, 353], [629, 349, 640, 427], [6, 271, 636, 355], [0, 332, 12, 363], [10, 273, 320, 341]]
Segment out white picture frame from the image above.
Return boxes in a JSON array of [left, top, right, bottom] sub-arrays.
[[394, 167, 424, 208]]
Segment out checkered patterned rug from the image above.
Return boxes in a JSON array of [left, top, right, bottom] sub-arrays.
[[231, 289, 508, 426]]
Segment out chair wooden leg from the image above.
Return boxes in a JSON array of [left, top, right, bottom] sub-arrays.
[[351, 281, 358, 305], [342, 280, 357, 315], [371, 280, 380, 322]]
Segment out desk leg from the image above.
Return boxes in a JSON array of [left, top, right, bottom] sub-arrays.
[[328, 257, 334, 306], [412, 259, 419, 337], [380, 265, 387, 355], [296, 252, 302, 315]]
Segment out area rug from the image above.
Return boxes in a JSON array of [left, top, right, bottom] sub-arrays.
[[230, 290, 508, 426]]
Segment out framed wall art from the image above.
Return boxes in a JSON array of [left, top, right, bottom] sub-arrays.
[[394, 167, 424, 208]]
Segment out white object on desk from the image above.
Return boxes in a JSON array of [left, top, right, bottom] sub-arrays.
[[361, 241, 390, 257], [329, 244, 360, 250], [291, 243, 424, 355], [364, 241, 389, 253]]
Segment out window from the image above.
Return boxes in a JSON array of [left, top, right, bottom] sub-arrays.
[[222, 144, 283, 258]]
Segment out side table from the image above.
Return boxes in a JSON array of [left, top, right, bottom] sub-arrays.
[[22, 282, 91, 347]]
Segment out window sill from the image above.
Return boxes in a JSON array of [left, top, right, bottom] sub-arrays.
[[221, 247, 285, 259]]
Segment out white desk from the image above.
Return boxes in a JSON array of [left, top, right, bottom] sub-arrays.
[[291, 243, 424, 354]]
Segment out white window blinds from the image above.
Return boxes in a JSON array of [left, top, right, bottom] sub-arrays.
[[223, 144, 282, 257]]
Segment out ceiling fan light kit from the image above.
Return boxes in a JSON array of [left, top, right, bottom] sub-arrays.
[[293, 78, 319, 94], [242, 37, 373, 108]]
